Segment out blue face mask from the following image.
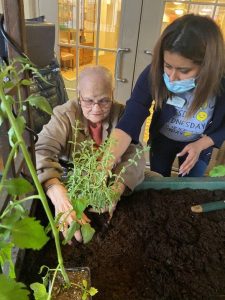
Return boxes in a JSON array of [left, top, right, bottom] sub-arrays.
[[163, 72, 196, 94]]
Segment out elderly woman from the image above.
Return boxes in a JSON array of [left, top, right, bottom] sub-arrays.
[[35, 65, 146, 242]]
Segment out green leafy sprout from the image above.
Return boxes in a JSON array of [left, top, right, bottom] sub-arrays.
[[62, 121, 149, 244], [209, 165, 225, 177], [29, 265, 98, 300]]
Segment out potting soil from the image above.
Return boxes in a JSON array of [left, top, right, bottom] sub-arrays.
[[20, 189, 225, 300]]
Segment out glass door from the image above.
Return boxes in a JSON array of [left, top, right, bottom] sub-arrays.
[[162, 0, 225, 37], [58, 0, 145, 101], [58, 0, 124, 99]]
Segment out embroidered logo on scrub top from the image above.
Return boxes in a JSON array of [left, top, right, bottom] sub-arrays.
[[161, 93, 215, 141], [196, 111, 208, 122]]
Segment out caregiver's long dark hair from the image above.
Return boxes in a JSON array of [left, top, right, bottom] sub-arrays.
[[151, 14, 225, 118]]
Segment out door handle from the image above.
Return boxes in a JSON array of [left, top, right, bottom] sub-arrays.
[[115, 48, 130, 83], [144, 49, 152, 56]]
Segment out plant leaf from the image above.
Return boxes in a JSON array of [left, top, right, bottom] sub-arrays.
[[82, 279, 87, 288], [0, 229, 10, 243], [2, 204, 27, 227], [209, 165, 225, 177], [1, 95, 15, 113], [89, 287, 98, 296], [82, 291, 88, 300], [0, 239, 9, 248], [30, 282, 49, 300], [81, 223, 95, 244], [21, 79, 33, 86], [3, 81, 14, 89], [4, 178, 34, 195], [62, 221, 80, 245], [27, 95, 53, 115], [0, 274, 30, 300], [71, 198, 88, 219], [0, 242, 15, 278], [38, 265, 49, 275], [15, 56, 32, 65], [8, 116, 26, 147], [38, 265, 51, 287], [11, 217, 49, 250]]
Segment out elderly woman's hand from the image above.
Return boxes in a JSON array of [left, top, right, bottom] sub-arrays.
[[45, 180, 90, 243]]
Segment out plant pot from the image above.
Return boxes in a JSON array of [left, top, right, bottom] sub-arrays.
[[50, 267, 92, 300]]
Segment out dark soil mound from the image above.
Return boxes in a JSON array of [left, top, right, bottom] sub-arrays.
[[20, 189, 225, 300]]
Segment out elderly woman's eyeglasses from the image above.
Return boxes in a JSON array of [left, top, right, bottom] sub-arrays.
[[79, 94, 112, 109]]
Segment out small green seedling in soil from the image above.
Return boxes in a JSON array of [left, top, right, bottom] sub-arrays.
[[209, 165, 225, 177], [62, 121, 149, 244]]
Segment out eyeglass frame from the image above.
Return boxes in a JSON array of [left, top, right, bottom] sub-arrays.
[[79, 93, 113, 109]]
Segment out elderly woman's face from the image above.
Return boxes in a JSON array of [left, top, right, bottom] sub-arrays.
[[79, 76, 112, 124]]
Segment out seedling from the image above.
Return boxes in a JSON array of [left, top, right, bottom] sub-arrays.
[[62, 121, 149, 244], [30, 266, 98, 300], [191, 164, 225, 213], [209, 165, 225, 177]]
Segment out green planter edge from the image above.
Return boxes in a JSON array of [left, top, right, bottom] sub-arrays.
[[135, 177, 225, 191]]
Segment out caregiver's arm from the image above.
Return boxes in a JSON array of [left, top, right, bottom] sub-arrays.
[[108, 65, 153, 168], [108, 128, 132, 167]]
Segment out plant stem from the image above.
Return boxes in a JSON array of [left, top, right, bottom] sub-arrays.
[[15, 195, 41, 203], [0, 224, 11, 230], [0, 195, 42, 220], [0, 141, 20, 194], [47, 264, 60, 300], [0, 88, 70, 285]]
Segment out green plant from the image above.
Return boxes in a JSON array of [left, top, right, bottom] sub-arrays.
[[209, 165, 225, 177], [63, 122, 149, 244], [0, 58, 70, 300], [30, 266, 98, 300], [0, 58, 147, 299], [191, 164, 225, 213], [76, 279, 98, 300]]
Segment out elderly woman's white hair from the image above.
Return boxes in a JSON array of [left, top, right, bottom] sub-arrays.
[[78, 65, 114, 92]]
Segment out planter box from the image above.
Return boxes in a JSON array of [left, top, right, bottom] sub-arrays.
[[19, 183, 225, 299], [136, 176, 225, 191]]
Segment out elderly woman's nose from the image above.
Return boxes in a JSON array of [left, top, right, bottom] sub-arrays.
[[92, 102, 101, 110]]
